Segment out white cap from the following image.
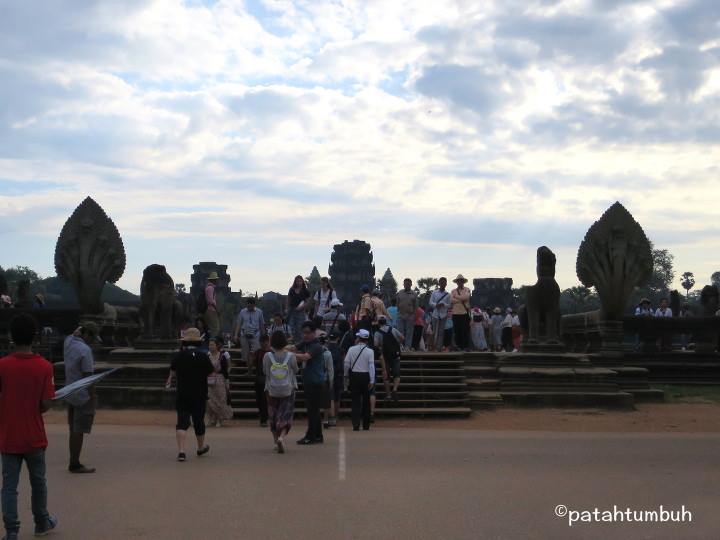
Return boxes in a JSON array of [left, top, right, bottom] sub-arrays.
[[330, 298, 343, 308], [356, 329, 370, 339]]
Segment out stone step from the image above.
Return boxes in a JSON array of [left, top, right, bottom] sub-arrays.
[[232, 407, 472, 417]]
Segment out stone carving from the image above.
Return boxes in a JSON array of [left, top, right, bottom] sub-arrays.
[[576, 202, 653, 320], [54, 197, 126, 315], [328, 240, 375, 310], [140, 264, 182, 339], [523, 246, 561, 345]]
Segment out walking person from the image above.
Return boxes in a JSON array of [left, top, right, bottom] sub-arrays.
[[263, 331, 299, 454], [63, 323, 99, 474], [232, 298, 265, 367], [313, 277, 338, 318], [344, 329, 376, 431], [294, 322, 327, 445], [286, 276, 310, 344], [203, 272, 221, 338], [471, 308, 489, 351], [355, 285, 374, 333], [429, 277, 450, 351], [322, 299, 346, 334], [0, 314, 58, 540], [375, 315, 404, 403], [269, 314, 291, 341], [490, 308, 504, 351], [250, 335, 271, 427], [166, 328, 214, 462], [325, 331, 344, 428], [396, 279, 418, 350], [387, 299, 398, 328], [206, 337, 233, 428], [450, 275, 472, 351]]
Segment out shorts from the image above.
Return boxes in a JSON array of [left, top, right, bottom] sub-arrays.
[[387, 356, 401, 379], [68, 400, 96, 434], [176, 401, 207, 436]]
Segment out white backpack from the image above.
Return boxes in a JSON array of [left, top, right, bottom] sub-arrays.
[[268, 351, 292, 396]]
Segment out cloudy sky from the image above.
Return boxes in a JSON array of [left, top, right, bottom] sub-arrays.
[[1, 0, 718, 296]]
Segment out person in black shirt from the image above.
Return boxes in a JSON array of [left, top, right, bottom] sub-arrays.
[[166, 328, 214, 462], [294, 322, 327, 445], [286, 275, 310, 344]]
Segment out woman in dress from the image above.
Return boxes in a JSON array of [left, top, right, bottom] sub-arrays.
[[470, 308, 489, 351], [490, 307, 504, 352], [263, 330, 299, 454], [206, 337, 233, 427]]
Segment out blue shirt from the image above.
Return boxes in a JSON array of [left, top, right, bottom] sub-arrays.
[[63, 335, 94, 407], [387, 306, 398, 327], [298, 339, 326, 386]]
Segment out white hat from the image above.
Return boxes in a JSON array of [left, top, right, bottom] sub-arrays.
[[330, 298, 343, 308], [356, 329, 370, 339], [506, 307, 513, 313]]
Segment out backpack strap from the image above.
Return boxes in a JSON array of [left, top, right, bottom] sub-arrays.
[[350, 345, 368, 372]]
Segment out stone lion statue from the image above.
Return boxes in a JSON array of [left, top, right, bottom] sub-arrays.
[[140, 264, 182, 339], [523, 246, 561, 344]]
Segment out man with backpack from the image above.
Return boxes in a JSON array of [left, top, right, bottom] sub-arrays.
[[374, 315, 405, 403], [321, 299, 346, 334]]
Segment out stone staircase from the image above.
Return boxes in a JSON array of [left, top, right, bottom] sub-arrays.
[[230, 352, 471, 418]]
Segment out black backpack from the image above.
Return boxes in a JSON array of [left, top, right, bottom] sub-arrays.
[[379, 327, 401, 361]]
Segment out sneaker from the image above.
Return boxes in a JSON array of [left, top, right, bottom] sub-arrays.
[[177, 453, 186, 462], [68, 464, 96, 474], [197, 445, 210, 457], [296, 438, 314, 445], [34, 516, 58, 537], [277, 437, 285, 454]]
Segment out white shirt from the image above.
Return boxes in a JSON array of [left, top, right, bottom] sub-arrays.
[[429, 289, 451, 319], [344, 343, 376, 384], [314, 288, 338, 317], [655, 307, 673, 318]]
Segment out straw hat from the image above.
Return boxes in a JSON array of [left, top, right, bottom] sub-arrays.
[[181, 327, 203, 342], [207, 271, 219, 281], [453, 274, 468, 284]]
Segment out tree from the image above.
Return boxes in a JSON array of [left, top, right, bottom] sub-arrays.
[[306, 266, 322, 297], [175, 283, 186, 294], [711, 271, 720, 289], [632, 245, 676, 308], [416, 277, 438, 306], [377, 268, 398, 304], [681, 272, 695, 298], [559, 286, 601, 315]]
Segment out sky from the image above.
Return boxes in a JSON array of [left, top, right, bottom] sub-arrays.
[[0, 0, 718, 296]]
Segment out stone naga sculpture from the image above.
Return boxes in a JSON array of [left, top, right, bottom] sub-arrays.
[[524, 246, 561, 344], [54, 197, 126, 315], [576, 202, 653, 320], [140, 264, 182, 339]]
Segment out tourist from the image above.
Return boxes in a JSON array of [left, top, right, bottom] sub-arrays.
[[204, 271, 220, 338], [429, 277, 450, 351], [635, 299, 654, 317], [286, 276, 310, 344], [269, 313, 291, 341], [511, 310, 522, 352], [655, 298, 673, 351], [33, 293, 45, 309], [338, 319, 355, 356], [375, 315, 403, 403], [325, 331, 344, 428], [471, 308, 489, 351], [233, 298, 265, 366], [679, 303, 693, 350], [293, 321, 327, 445], [263, 331, 299, 454], [412, 305, 425, 351], [322, 299, 346, 334], [387, 299, 399, 328], [250, 334, 271, 427], [206, 337, 233, 428], [0, 314, 58, 540], [63, 323, 99, 474], [396, 279, 418, 350], [344, 329, 376, 431], [371, 289, 390, 326], [166, 328, 214, 462], [491, 308, 504, 352], [313, 277, 338, 318], [317, 332, 335, 428], [501, 308, 514, 352], [356, 285, 374, 332], [450, 275, 472, 351], [423, 307, 434, 350]]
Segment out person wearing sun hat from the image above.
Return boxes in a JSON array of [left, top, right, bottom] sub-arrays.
[[166, 327, 214, 462], [490, 307, 504, 351], [450, 275, 472, 351], [204, 271, 221, 338]]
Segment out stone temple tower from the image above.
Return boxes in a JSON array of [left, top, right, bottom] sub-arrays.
[[328, 240, 375, 311]]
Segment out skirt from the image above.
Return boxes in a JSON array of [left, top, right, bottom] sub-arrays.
[[267, 392, 296, 435], [207, 375, 233, 423]]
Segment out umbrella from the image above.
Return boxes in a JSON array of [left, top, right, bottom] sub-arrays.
[[53, 368, 121, 401]]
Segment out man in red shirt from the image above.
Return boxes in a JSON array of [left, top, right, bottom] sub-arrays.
[[0, 314, 58, 540]]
